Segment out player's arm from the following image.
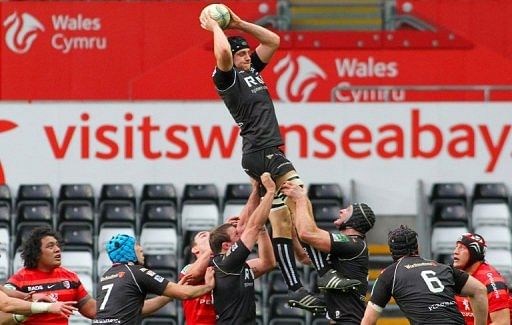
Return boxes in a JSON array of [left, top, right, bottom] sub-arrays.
[[162, 267, 215, 300], [247, 227, 276, 278], [199, 11, 232, 71], [489, 308, 510, 325], [140, 296, 172, 316], [182, 250, 211, 285], [361, 302, 381, 325], [458, 274, 488, 325], [235, 179, 261, 235], [362, 269, 394, 325], [240, 173, 275, 251], [281, 182, 332, 252], [77, 296, 96, 319], [226, 8, 280, 63], [0, 290, 77, 316]]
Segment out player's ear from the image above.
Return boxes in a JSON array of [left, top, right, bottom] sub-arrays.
[[191, 246, 200, 255], [221, 241, 230, 252]]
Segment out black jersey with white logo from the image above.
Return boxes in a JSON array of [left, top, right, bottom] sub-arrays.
[[94, 264, 169, 325], [211, 240, 256, 325], [213, 53, 283, 154], [370, 255, 468, 325], [326, 233, 369, 324]]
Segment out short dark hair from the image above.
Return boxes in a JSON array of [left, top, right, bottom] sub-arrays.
[[209, 224, 234, 254], [388, 225, 418, 261], [21, 226, 62, 269]]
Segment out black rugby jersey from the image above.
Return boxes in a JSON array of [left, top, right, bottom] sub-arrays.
[[370, 255, 468, 325], [325, 233, 369, 324], [213, 52, 283, 154], [94, 264, 169, 325], [211, 240, 256, 325]]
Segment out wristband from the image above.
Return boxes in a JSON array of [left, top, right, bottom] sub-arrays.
[[30, 302, 51, 314], [12, 314, 27, 323]]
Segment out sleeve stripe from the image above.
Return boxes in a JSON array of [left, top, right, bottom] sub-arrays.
[[486, 281, 508, 293], [368, 301, 384, 313]]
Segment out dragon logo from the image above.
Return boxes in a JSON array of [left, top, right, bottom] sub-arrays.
[[3, 12, 45, 54], [273, 54, 326, 102], [0, 120, 18, 184]]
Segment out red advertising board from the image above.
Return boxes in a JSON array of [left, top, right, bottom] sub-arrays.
[[1, 0, 512, 101]]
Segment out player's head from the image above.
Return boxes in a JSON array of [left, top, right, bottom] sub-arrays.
[[388, 225, 419, 261], [209, 223, 238, 254], [191, 230, 211, 257], [22, 226, 62, 270], [228, 36, 251, 71], [336, 203, 375, 234], [453, 233, 486, 270], [107, 234, 143, 265]]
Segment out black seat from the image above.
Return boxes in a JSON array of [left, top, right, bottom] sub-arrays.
[[59, 222, 93, 248], [472, 182, 509, 204], [224, 183, 252, 203], [267, 270, 290, 297], [17, 202, 52, 224], [145, 254, 178, 272], [0, 185, 11, 228], [58, 202, 94, 225], [431, 200, 468, 227], [99, 201, 135, 226], [182, 184, 219, 205], [140, 201, 177, 228], [141, 184, 177, 206], [308, 183, 344, 205], [430, 183, 467, 204], [268, 293, 306, 322], [100, 184, 136, 205], [17, 184, 54, 207], [59, 184, 95, 207], [15, 223, 52, 251]]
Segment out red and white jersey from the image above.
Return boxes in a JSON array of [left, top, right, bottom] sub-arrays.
[[7, 267, 89, 325], [180, 264, 215, 325], [455, 262, 511, 325]]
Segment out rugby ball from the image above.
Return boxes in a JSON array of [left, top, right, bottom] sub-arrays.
[[201, 4, 231, 29]]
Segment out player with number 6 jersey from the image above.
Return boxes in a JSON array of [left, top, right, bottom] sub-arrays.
[[361, 225, 489, 325], [94, 234, 215, 325]]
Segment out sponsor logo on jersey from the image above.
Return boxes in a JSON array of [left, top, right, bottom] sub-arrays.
[[62, 280, 70, 289], [154, 275, 164, 283], [332, 233, 349, 242], [27, 285, 44, 291], [146, 270, 156, 276]]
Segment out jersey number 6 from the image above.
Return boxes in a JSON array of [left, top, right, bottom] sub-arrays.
[[420, 270, 445, 293]]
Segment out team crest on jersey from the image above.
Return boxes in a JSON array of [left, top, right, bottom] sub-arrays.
[[230, 242, 239, 252], [332, 234, 349, 242], [62, 281, 70, 289], [146, 270, 156, 277], [154, 275, 164, 283]]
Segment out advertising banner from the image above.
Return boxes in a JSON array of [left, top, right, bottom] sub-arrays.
[[2, 1, 512, 101], [0, 102, 510, 214]]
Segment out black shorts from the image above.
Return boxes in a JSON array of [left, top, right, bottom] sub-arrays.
[[241, 147, 296, 181]]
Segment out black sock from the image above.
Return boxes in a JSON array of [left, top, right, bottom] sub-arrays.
[[301, 242, 330, 277], [272, 237, 302, 291]]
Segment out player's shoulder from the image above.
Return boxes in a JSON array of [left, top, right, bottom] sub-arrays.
[[181, 264, 192, 275], [55, 266, 81, 279], [475, 262, 505, 282]]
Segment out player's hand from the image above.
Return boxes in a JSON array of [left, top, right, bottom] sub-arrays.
[[199, 11, 220, 31], [178, 273, 192, 285], [31, 293, 57, 302], [204, 266, 215, 289], [226, 215, 240, 228], [225, 7, 243, 29], [48, 301, 78, 317], [260, 172, 275, 194], [280, 181, 307, 201]]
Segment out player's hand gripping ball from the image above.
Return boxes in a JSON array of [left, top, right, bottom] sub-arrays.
[[201, 4, 231, 29]]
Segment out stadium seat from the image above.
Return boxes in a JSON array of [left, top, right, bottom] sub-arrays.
[[100, 184, 136, 205], [474, 226, 512, 250], [267, 270, 291, 297], [15, 222, 53, 252], [434, 253, 453, 265], [0, 185, 12, 228], [16, 184, 54, 207], [146, 294, 178, 318], [16, 201, 53, 226], [97, 251, 112, 279], [97, 226, 135, 254], [224, 183, 252, 202], [431, 200, 468, 227], [308, 183, 344, 204], [59, 222, 94, 249], [472, 182, 509, 204], [471, 202, 511, 228], [223, 202, 246, 221], [98, 201, 135, 228], [57, 202, 94, 226], [141, 318, 177, 325], [145, 254, 178, 271], [140, 226, 178, 257], [312, 200, 341, 232], [141, 183, 178, 205], [182, 184, 219, 205], [431, 226, 468, 255], [430, 183, 467, 204], [59, 184, 95, 207], [78, 273, 94, 296], [140, 201, 178, 229], [268, 293, 306, 324], [181, 202, 219, 240], [61, 250, 94, 278], [485, 249, 512, 284], [13, 251, 23, 273]]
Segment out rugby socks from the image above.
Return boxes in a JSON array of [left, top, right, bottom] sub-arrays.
[[302, 243, 330, 277], [272, 237, 302, 291]]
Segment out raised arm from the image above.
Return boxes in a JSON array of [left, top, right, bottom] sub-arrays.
[[240, 173, 275, 251], [226, 8, 280, 63], [199, 11, 232, 71], [459, 275, 488, 325], [247, 227, 276, 278], [236, 179, 261, 235]]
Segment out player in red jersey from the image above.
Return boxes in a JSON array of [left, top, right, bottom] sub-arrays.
[[453, 233, 511, 325], [180, 230, 216, 325], [6, 227, 96, 324]]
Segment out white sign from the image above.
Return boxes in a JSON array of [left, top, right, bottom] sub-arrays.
[[0, 102, 510, 214]]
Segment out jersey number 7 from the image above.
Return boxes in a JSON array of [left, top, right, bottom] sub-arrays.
[[99, 283, 114, 310]]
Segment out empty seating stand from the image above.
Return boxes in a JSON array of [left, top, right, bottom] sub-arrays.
[[223, 183, 251, 221]]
